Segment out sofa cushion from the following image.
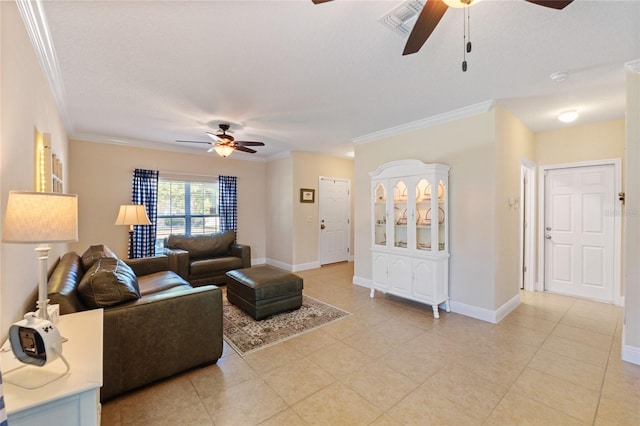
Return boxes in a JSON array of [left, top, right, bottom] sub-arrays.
[[78, 257, 141, 308], [166, 230, 235, 260], [81, 244, 118, 270], [190, 257, 243, 277], [48, 252, 86, 314], [137, 271, 193, 296]]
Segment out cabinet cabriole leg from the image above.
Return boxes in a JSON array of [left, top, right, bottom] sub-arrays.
[[370, 288, 375, 298], [432, 305, 439, 319], [445, 300, 451, 312]]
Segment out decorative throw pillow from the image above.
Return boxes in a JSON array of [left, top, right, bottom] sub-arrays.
[[81, 244, 118, 271], [78, 257, 141, 308]]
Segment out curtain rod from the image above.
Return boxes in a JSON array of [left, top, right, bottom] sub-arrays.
[[131, 168, 219, 179]]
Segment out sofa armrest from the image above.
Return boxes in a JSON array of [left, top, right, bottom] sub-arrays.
[[101, 285, 223, 401], [124, 255, 170, 276], [164, 248, 189, 279], [231, 244, 251, 268]]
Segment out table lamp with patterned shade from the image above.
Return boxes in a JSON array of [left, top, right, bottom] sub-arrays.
[[1, 191, 78, 321]]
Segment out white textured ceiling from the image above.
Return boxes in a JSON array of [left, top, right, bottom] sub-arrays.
[[36, 0, 640, 160]]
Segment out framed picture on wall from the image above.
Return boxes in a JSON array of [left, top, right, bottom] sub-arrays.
[[300, 188, 315, 203]]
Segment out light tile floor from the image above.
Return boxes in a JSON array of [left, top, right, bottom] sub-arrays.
[[102, 262, 640, 425]]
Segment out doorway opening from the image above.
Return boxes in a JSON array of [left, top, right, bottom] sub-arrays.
[[519, 160, 536, 292]]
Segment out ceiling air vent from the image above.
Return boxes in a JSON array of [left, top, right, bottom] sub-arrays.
[[378, 0, 426, 38]]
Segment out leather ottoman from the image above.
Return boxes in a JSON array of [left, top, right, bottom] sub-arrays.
[[225, 265, 303, 320]]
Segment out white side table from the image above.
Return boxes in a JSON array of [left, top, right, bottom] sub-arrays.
[[1, 309, 103, 426]]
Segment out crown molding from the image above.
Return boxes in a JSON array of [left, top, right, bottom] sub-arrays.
[[352, 100, 495, 144], [626, 59, 640, 73], [17, 0, 73, 134]]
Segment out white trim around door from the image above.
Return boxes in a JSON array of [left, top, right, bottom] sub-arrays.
[[537, 158, 623, 305]]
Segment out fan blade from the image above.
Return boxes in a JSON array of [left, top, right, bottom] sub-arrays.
[[311, 0, 333, 4], [235, 141, 265, 147], [176, 140, 211, 145], [235, 146, 257, 154], [523, 0, 573, 10], [403, 0, 449, 56], [205, 132, 224, 142]]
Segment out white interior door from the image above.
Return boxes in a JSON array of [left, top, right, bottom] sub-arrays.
[[319, 177, 350, 265], [544, 165, 615, 302]]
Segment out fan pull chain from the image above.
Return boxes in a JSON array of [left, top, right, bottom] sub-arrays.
[[462, 4, 471, 72]]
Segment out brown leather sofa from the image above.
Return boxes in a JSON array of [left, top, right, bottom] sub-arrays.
[[163, 230, 251, 286], [45, 247, 223, 402]]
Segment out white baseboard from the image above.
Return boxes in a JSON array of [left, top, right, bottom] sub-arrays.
[[449, 294, 519, 324], [352, 275, 371, 288], [263, 258, 320, 272], [265, 258, 293, 271], [252, 257, 266, 266], [495, 294, 521, 323], [622, 344, 640, 365], [449, 300, 498, 323], [293, 261, 321, 272], [621, 324, 640, 365]]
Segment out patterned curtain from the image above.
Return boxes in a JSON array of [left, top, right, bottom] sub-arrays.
[[0, 369, 7, 426], [219, 175, 237, 236], [131, 169, 159, 258]]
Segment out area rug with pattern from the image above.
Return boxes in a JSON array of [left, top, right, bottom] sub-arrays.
[[222, 292, 351, 356]]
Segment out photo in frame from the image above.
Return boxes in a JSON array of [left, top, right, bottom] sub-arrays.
[[300, 188, 315, 203]]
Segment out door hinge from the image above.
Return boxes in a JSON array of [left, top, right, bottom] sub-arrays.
[[523, 265, 527, 273]]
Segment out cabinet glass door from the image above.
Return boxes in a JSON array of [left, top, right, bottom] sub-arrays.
[[393, 180, 408, 248], [437, 179, 446, 251], [415, 179, 431, 251], [374, 183, 387, 246]]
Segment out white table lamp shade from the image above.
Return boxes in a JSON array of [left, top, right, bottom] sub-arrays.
[[2, 191, 78, 243], [114, 204, 151, 226]]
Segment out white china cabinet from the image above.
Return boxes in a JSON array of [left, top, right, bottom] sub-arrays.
[[370, 160, 450, 318]]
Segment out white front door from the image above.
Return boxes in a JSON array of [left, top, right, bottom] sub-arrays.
[[319, 177, 350, 265], [544, 165, 615, 302]]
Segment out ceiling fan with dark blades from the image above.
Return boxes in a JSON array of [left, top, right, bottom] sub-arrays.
[[312, 0, 574, 56], [176, 124, 265, 157]]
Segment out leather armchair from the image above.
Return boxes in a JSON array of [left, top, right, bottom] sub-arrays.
[[164, 230, 251, 286]]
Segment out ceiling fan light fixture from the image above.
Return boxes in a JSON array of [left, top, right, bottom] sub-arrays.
[[213, 144, 235, 158], [558, 110, 579, 123], [443, 0, 478, 8]]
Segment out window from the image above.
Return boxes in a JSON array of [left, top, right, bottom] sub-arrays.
[[155, 176, 219, 252]]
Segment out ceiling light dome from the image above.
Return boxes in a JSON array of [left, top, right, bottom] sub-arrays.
[[213, 145, 235, 158], [558, 110, 579, 123], [443, 0, 479, 8]]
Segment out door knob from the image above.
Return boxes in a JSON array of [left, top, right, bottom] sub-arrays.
[[546, 226, 552, 231], [320, 224, 326, 230], [545, 235, 552, 239]]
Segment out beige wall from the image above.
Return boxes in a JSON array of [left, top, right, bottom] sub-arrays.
[[0, 1, 71, 336], [623, 66, 639, 356], [494, 106, 536, 309], [354, 112, 499, 312], [536, 119, 625, 168], [69, 140, 267, 260], [265, 152, 354, 270], [266, 156, 293, 266], [292, 152, 354, 267]]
